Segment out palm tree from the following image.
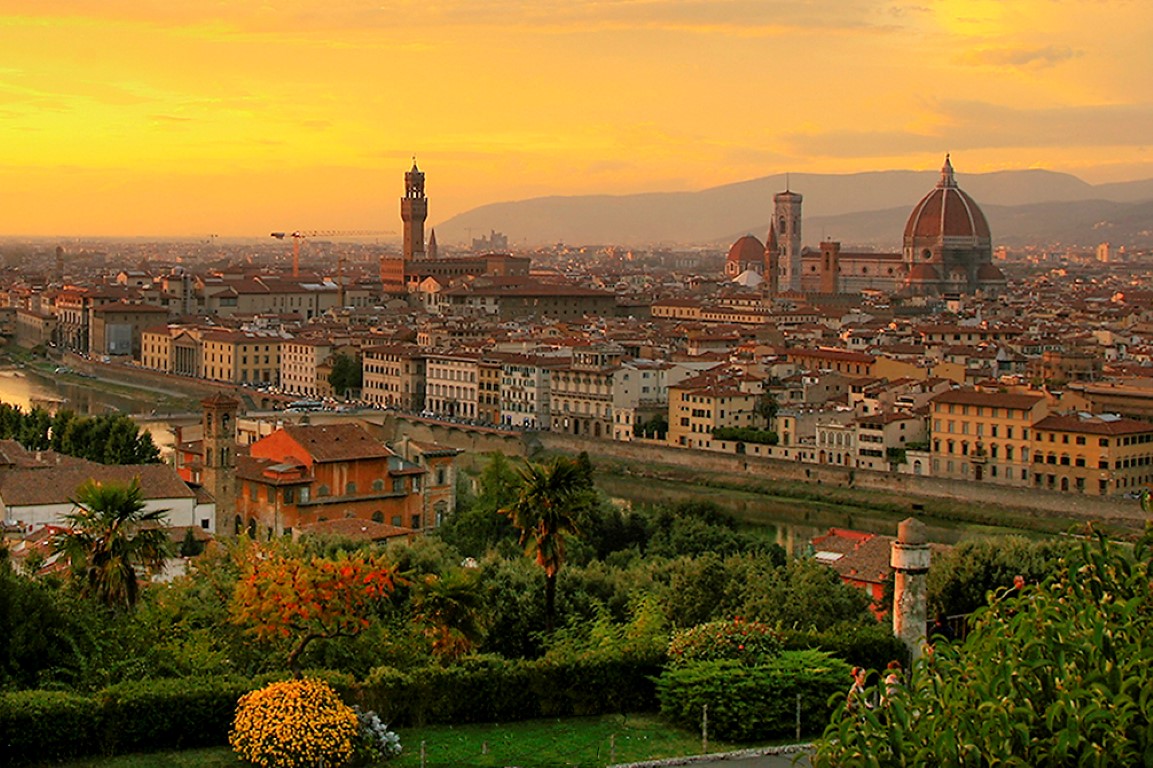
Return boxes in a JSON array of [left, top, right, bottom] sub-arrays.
[[500, 457, 590, 632], [411, 568, 486, 660], [52, 478, 172, 610]]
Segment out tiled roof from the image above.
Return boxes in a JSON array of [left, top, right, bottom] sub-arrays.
[[298, 518, 413, 541], [0, 463, 196, 507], [1034, 413, 1153, 436], [811, 529, 894, 585], [280, 424, 395, 463], [931, 389, 1045, 409]]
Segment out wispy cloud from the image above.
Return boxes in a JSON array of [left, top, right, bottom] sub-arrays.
[[785, 99, 1153, 158], [957, 45, 1082, 69], [0, 0, 905, 37]]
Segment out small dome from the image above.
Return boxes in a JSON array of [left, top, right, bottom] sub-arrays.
[[907, 264, 941, 281], [977, 263, 1006, 282], [727, 235, 766, 264], [903, 156, 991, 243], [732, 269, 763, 287]]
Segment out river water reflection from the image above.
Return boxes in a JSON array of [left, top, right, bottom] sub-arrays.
[[0, 367, 164, 415], [0, 367, 186, 452], [597, 472, 1029, 551]]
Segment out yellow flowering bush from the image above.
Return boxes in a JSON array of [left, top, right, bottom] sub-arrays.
[[229, 678, 358, 768]]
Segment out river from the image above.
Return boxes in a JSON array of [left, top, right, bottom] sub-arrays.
[[597, 472, 1036, 550], [0, 365, 192, 453]]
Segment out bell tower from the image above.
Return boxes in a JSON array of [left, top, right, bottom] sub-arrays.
[[200, 393, 239, 535], [774, 187, 803, 292], [819, 241, 841, 294], [401, 160, 428, 262]]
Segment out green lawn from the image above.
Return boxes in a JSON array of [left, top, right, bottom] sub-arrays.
[[54, 714, 756, 768]]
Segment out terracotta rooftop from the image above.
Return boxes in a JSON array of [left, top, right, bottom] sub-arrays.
[[1034, 413, 1153, 436], [278, 423, 395, 463], [931, 389, 1045, 409], [0, 463, 196, 508]]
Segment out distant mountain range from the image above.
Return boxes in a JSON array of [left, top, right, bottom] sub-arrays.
[[434, 169, 1153, 250]]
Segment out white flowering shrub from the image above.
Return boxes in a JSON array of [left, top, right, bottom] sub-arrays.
[[352, 706, 402, 763]]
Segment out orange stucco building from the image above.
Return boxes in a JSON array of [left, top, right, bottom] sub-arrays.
[[234, 423, 430, 538]]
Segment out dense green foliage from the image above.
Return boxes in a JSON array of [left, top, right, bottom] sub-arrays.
[[0, 404, 160, 464], [657, 651, 850, 741], [500, 455, 593, 632], [711, 427, 779, 445], [667, 619, 782, 666], [98, 676, 257, 754], [0, 689, 101, 763], [327, 353, 363, 398], [814, 530, 1153, 766], [927, 535, 1075, 617], [780, 623, 909, 674]]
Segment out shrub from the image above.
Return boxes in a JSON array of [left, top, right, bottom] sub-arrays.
[[712, 427, 778, 445], [780, 622, 909, 673], [362, 651, 664, 727], [656, 650, 850, 742], [531, 651, 664, 717], [0, 689, 100, 764], [667, 619, 782, 666], [229, 678, 358, 768], [97, 675, 257, 753], [351, 706, 402, 764]]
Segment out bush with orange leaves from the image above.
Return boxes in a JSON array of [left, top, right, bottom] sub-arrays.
[[230, 547, 399, 677], [229, 678, 357, 768]]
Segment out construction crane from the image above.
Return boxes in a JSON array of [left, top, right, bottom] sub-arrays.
[[270, 230, 394, 277]]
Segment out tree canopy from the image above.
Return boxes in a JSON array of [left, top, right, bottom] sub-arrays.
[[0, 404, 160, 464], [500, 456, 593, 632], [230, 546, 398, 677]]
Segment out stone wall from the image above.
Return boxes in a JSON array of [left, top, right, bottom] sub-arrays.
[[534, 431, 1147, 525]]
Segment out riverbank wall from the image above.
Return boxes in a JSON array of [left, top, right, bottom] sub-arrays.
[[531, 432, 1146, 528], [368, 413, 1145, 526]]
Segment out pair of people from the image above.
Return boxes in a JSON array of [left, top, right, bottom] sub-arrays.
[[847, 661, 904, 713]]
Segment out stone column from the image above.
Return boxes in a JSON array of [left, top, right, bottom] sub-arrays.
[[891, 517, 931, 662]]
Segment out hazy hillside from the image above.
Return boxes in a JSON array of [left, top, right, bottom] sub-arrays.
[[434, 168, 1153, 248]]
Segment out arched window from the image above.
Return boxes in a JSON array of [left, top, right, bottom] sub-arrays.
[[372, 511, 384, 523], [372, 479, 384, 491], [346, 482, 357, 495], [317, 484, 330, 497]]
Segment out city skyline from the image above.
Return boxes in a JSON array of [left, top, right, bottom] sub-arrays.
[[2, 0, 1151, 238]]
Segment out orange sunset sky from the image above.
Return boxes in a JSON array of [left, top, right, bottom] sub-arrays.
[[1, 0, 1151, 239]]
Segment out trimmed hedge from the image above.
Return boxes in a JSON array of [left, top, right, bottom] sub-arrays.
[[361, 652, 663, 727], [0, 690, 101, 763], [655, 650, 850, 742], [97, 676, 257, 754]]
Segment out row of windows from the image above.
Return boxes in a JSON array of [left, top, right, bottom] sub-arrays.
[[935, 420, 1026, 439], [245, 476, 417, 502], [934, 403, 1029, 419]]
